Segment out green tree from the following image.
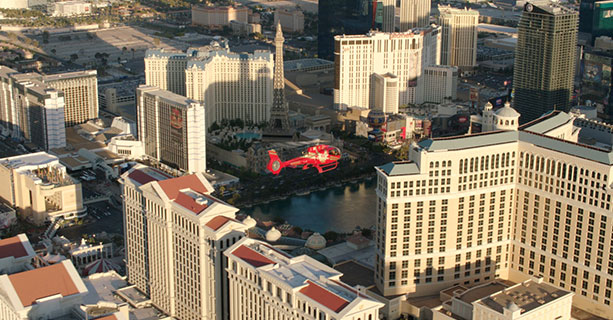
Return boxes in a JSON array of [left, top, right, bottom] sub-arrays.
[[70, 53, 78, 61], [324, 231, 339, 242], [361, 228, 372, 238]]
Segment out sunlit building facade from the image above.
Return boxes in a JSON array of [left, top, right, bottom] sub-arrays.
[[121, 164, 249, 320], [376, 110, 613, 318]]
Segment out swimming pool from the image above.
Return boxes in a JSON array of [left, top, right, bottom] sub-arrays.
[[235, 132, 261, 140]]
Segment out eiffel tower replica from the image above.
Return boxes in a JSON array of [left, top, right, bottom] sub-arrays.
[[264, 21, 295, 140]]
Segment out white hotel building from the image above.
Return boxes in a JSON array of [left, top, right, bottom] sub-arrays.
[[145, 45, 273, 128], [121, 164, 250, 320], [333, 27, 441, 111], [225, 237, 384, 320], [375, 106, 613, 318]]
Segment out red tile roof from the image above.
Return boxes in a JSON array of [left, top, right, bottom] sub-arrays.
[[95, 315, 117, 320], [8, 262, 80, 307], [205, 216, 235, 231], [157, 175, 208, 200], [299, 280, 349, 313], [231, 245, 275, 268], [0, 236, 28, 259], [174, 192, 208, 214], [127, 169, 158, 185]]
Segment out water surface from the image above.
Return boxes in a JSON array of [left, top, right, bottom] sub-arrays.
[[242, 179, 377, 233]]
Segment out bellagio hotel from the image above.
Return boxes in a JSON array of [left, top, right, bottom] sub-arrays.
[[375, 105, 613, 318]]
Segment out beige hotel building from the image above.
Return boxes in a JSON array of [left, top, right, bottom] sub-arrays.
[[145, 46, 273, 128], [225, 237, 384, 320], [121, 164, 250, 320], [43, 70, 99, 127], [0, 152, 85, 225], [333, 27, 441, 111], [375, 107, 613, 318], [438, 6, 479, 72]]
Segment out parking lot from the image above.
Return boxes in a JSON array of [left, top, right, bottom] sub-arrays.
[[58, 200, 124, 242], [40, 26, 189, 71]]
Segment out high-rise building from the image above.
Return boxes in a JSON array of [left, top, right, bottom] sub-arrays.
[[333, 27, 441, 110], [121, 164, 250, 320], [381, 0, 396, 32], [145, 44, 274, 128], [0, 67, 66, 150], [318, 0, 374, 61], [438, 5, 479, 72], [512, 2, 578, 123], [593, 1, 613, 38], [374, 73, 399, 114], [274, 9, 305, 33], [579, 0, 598, 33], [0, 68, 99, 142], [0, 152, 85, 225], [269, 22, 291, 132], [144, 50, 188, 96], [136, 85, 206, 173], [421, 65, 458, 103], [43, 70, 99, 127], [580, 0, 613, 38], [374, 109, 613, 318], [399, 0, 431, 31], [225, 237, 385, 320], [191, 5, 250, 27]]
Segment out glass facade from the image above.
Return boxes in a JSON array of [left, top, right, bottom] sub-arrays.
[[513, 3, 578, 123], [317, 0, 376, 61]]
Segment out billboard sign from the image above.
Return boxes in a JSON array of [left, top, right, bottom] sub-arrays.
[[470, 88, 479, 102]]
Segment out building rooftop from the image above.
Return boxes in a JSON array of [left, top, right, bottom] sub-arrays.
[[520, 111, 573, 134], [438, 4, 480, 15], [476, 279, 572, 315], [299, 280, 349, 313], [156, 174, 211, 200], [126, 167, 171, 186], [2, 260, 86, 308], [418, 111, 613, 163], [231, 244, 276, 267], [0, 234, 33, 260], [226, 238, 381, 315], [284, 58, 334, 72], [458, 281, 509, 304], [205, 215, 238, 231], [82, 271, 167, 320], [0, 152, 58, 169], [334, 260, 375, 288], [526, 1, 577, 16], [138, 85, 200, 107], [43, 70, 97, 82], [378, 161, 420, 176]]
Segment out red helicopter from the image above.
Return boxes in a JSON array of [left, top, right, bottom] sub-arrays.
[[267, 144, 342, 175]]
